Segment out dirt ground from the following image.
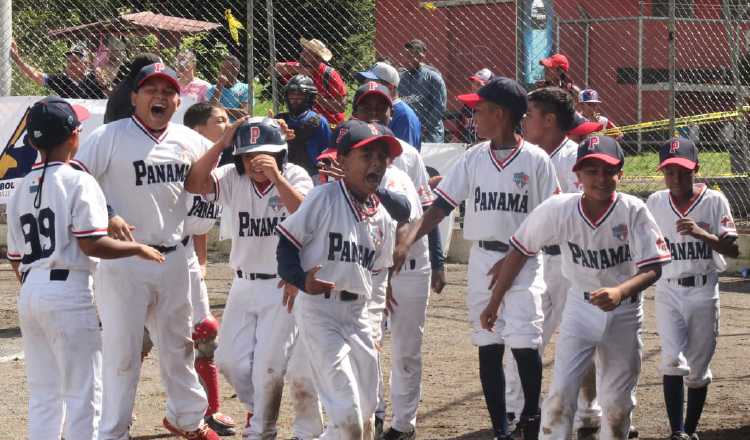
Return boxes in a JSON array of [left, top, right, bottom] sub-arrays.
[[0, 261, 749, 440]]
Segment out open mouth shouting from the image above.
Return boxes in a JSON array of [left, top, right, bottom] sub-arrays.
[[150, 102, 167, 118]]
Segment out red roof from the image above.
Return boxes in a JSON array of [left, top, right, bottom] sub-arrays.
[[48, 11, 220, 39]]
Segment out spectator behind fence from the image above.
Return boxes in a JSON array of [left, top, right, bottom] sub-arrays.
[[578, 88, 623, 140], [536, 53, 580, 99], [398, 39, 447, 144], [462, 68, 493, 144], [206, 55, 250, 116], [275, 37, 347, 125], [103, 53, 162, 124], [10, 40, 107, 99], [177, 50, 210, 103], [358, 61, 422, 149]]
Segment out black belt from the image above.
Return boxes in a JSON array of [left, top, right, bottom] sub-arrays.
[[151, 244, 178, 254], [20, 269, 69, 284], [181, 236, 190, 246], [236, 270, 277, 280], [543, 245, 561, 255], [324, 290, 359, 301], [478, 240, 509, 253], [676, 275, 708, 287], [584, 291, 637, 305]]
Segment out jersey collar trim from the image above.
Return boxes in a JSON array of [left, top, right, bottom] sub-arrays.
[[252, 180, 275, 198], [578, 192, 620, 230], [30, 161, 65, 171], [668, 184, 707, 218], [488, 138, 524, 172], [338, 180, 380, 222], [131, 116, 169, 143], [549, 137, 570, 158]]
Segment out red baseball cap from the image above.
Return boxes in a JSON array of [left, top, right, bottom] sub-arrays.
[[568, 113, 603, 137], [540, 54, 570, 72], [317, 147, 338, 162]]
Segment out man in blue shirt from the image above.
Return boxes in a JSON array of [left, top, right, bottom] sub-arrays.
[[358, 61, 422, 150], [398, 39, 447, 144], [275, 74, 332, 180], [207, 55, 250, 113]]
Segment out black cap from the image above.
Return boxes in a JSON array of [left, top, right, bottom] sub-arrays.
[[134, 62, 180, 92], [27, 97, 90, 150], [332, 120, 402, 159], [405, 39, 427, 52], [658, 137, 699, 170], [457, 76, 527, 121], [353, 81, 392, 109], [572, 135, 624, 171]]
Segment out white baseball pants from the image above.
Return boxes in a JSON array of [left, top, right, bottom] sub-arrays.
[[19, 269, 101, 440], [287, 331, 325, 439], [187, 247, 210, 324]]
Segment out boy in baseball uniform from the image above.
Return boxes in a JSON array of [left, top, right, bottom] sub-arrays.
[[7, 97, 164, 440], [277, 119, 400, 439], [185, 117, 313, 439], [395, 77, 559, 440], [647, 138, 739, 440], [481, 135, 672, 440]]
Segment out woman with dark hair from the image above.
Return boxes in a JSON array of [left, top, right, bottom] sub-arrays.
[[103, 52, 161, 123]]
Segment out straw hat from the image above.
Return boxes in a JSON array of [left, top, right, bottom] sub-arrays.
[[300, 37, 333, 62]]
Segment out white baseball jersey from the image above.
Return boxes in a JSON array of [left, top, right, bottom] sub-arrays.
[[548, 137, 581, 194], [393, 139, 435, 207], [277, 180, 395, 297], [6, 162, 109, 272], [212, 162, 313, 274], [184, 195, 222, 237], [511, 192, 672, 291], [74, 116, 211, 246], [647, 184, 737, 278], [381, 166, 429, 273], [435, 139, 560, 242]]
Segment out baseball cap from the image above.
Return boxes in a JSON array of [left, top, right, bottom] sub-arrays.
[[572, 135, 624, 171], [353, 82, 393, 109], [468, 68, 493, 85], [568, 112, 604, 137], [357, 62, 400, 87], [457, 76, 527, 119], [233, 117, 287, 156], [27, 97, 90, 150], [317, 147, 338, 162], [579, 89, 601, 103], [134, 63, 180, 93], [540, 54, 570, 72], [657, 137, 699, 171], [405, 39, 427, 53], [332, 120, 402, 159], [65, 43, 86, 58]]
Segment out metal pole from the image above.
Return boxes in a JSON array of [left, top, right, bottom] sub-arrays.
[[637, 2, 644, 152], [266, 0, 278, 115], [554, 15, 560, 53], [0, 0, 11, 96], [668, 0, 676, 137], [725, 4, 748, 173], [583, 19, 590, 87], [246, 0, 254, 116]]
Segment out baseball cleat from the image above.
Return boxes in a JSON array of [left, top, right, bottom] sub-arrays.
[[205, 413, 236, 436], [576, 426, 599, 440], [519, 415, 541, 440], [163, 417, 220, 440], [382, 427, 416, 440], [669, 432, 690, 440], [629, 427, 639, 438], [689, 434, 699, 440], [375, 416, 384, 439]]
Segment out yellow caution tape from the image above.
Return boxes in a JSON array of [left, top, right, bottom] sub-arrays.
[[602, 105, 750, 136]]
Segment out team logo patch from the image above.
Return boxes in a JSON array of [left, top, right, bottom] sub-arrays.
[[268, 195, 283, 212], [249, 126, 261, 145], [368, 222, 384, 248], [29, 176, 40, 194], [656, 237, 669, 253], [588, 136, 600, 151], [669, 139, 680, 154], [336, 127, 349, 144], [720, 215, 736, 229], [612, 223, 628, 242], [513, 172, 529, 189], [697, 221, 711, 232]]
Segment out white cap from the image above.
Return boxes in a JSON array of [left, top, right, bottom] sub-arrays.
[[358, 62, 400, 88], [468, 68, 493, 84]]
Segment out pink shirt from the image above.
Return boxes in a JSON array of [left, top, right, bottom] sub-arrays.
[[181, 77, 211, 102]]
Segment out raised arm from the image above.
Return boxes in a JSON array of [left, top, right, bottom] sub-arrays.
[[10, 40, 46, 86], [185, 117, 248, 194]]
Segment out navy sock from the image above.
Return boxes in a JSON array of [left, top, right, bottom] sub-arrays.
[[479, 344, 509, 436], [684, 385, 708, 435], [663, 375, 685, 433], [511, 348, 542, 418]]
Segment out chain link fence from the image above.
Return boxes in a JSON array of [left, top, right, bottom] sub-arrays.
[[2, 0, 750, 225]]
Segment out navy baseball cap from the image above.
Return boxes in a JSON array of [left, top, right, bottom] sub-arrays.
[[658, 137, 699, 170], [27, 97, 90, 150], [332, 120, 402, 159], [579, 89, 601, 103], [233, 117, 287, 156], [457, 76, 527, 120], [572, 135, 624, 171], [134, 62, 180, 92], [353, 81, 392, 108]]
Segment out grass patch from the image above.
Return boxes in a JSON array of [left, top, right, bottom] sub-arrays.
[[623, 151, 732, 178]]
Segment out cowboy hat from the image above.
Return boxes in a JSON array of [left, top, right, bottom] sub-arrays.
[[300, 37, 333, 62]]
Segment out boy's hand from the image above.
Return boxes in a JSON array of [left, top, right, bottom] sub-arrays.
[[480, 298, 501, 330], [304, 265, 336, 295], [281, 281, 299, 313], [318, 159, 344, 181], [487, 256, 506, 290], [137, 244, 165, 263], [676, 218, 709, 240], [109, 215, 135, 242], [589, 287, 623, 311], [217, 115, 250, 150], [431, 269, 447, 293], [250, 154, 282, 183]]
